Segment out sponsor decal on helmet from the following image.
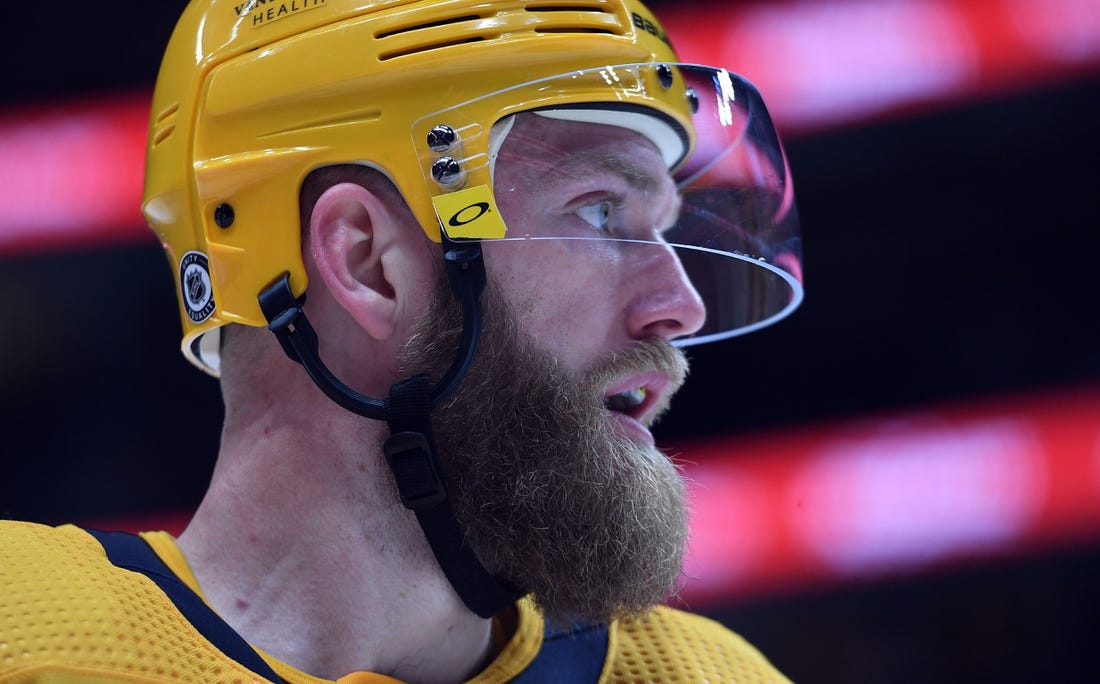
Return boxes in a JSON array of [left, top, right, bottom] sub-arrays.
[[234, 0, 326, 28], [180, 251, 216, 323], [432, 186, 508, 240]]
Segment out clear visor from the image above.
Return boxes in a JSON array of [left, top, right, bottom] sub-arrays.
[[414, 64, 802, 345]]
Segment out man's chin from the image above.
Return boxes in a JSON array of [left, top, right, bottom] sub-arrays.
[[488, 432, 688, 625]]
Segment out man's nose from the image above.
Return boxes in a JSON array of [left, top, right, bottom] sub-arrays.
[[624, 242, 707, 341]]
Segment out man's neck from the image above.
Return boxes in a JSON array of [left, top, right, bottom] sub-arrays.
[[176, 414, 494, 683]]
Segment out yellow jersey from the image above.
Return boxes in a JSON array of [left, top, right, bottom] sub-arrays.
[[0, 521, 790, 683]]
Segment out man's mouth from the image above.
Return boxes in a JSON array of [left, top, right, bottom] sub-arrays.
[[602, 371, 668, 431], [603, 387, 648, 416], [599, 372, 674, 445]]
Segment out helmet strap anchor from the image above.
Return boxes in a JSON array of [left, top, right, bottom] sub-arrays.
[[258, 238, 522, 618]]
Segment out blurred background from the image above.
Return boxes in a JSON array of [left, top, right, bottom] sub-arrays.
[[2, 0, 1099, 681]]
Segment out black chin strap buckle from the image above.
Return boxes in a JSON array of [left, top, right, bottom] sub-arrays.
[[384, 431, 446, 510], [384, 374, 447, 510]]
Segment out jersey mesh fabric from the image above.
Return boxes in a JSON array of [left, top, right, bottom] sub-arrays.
[[0, 521, 265, 683], [603, 606, 792, 683]]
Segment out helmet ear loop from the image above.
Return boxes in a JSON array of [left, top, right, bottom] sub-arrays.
[[255, 238, 485, 417], [258, 273, 387, 419]]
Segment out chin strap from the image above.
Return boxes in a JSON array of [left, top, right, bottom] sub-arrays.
[[258, 240, 522, 618]]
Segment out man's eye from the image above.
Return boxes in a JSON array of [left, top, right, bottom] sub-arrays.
[[576, 201, 612, 232]]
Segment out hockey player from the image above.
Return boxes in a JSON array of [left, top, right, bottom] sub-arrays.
[[0, 1, 802, 681]]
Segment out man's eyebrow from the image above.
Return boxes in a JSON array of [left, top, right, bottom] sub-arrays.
[[560, 150, 667, 194], [595, 155, 664, 194]]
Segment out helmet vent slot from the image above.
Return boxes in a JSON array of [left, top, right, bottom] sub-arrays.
[[378, 36, 485, 61], [533, 26, 615, 35], [375, 13, 488, 60], [375, 15, 482, 40], [525, 3, 624, 35], [374, 3, 622, 61], [152, 102, 179, 148], [525, 4, 613, 11], [153, 125, 175, 146], [155, 102, 179, 123]]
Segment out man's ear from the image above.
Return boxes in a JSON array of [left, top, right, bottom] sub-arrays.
[[308, 182, 402, 341]]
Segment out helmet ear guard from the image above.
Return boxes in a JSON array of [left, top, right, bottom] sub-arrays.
[[256, 237, 487, 421]]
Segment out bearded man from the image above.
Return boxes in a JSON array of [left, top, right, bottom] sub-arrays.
[[0, 1, 803, 682]]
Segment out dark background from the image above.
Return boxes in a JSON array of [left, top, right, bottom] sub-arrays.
[[3, 2, 1100, 682]]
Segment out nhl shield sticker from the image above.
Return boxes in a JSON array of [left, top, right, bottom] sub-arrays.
[[180, 251, 216, 323]]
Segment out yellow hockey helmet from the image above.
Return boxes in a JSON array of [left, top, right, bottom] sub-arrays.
[[144, 0, 801, 375]]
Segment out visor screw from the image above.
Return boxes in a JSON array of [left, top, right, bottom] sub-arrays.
[[657, 64, 674, 89], [431, 157, 463, 185], [427, 125, 458, 152], [686, 88, 700, 114], [214, 203, 235, 229]]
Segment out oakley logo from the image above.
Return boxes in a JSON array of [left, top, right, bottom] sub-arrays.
[[448, 202, 492, 228], [432, 185, 507, 239]]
